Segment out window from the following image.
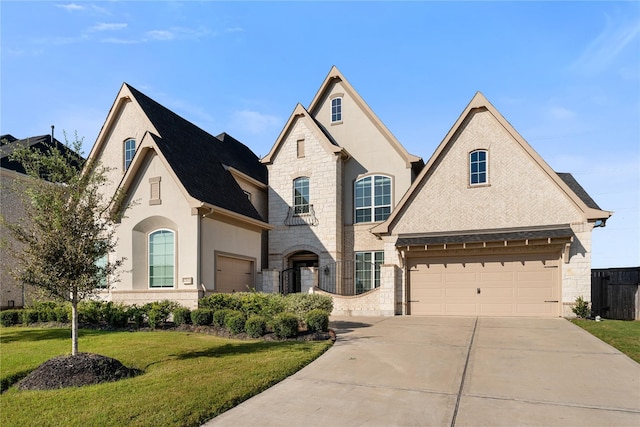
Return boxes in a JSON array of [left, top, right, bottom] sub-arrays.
[[355, 251, 384, 294], [124, 138, 136, 171], [470, 150, 487, 185], [293, 177, 310, 214], [149, 229, 175, 288], [331, 97, 342, 122], [355, 175, 391, 223]]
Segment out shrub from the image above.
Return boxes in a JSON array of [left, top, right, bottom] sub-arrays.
[[213, 308, 235, 328], [305, 309, 329, 332], [272, 312, 299, 339], [0, 310, 20, 326], [127, 305, 145, 328], [245, 315, 266, 338], [103, 302, 128, 328], [191, 309, 213, 326], [143, 300, 181, 329], [225, 311, 246, 334], [284, 294, 333, 320], [33, 301, 58, 323], [78, 300, 104, 324], [21, 309, 39, 325], [173, 307, 192, 325], [572, 296, 591, 318], [54, 305, 70, 323], [199, 294, 240, 311]]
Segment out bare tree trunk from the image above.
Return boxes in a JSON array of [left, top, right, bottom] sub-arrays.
[[71, 292, 78, 356]]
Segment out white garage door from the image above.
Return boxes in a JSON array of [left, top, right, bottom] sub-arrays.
[[216, 255, 254, 293], [408, 252, 560, 317]]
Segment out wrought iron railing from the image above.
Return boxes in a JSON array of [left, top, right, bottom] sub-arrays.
[[318, 260, 379, 296], [284, 205, 319, 226]]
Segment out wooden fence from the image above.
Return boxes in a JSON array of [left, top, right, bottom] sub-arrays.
[[591, 267, 640, 320]]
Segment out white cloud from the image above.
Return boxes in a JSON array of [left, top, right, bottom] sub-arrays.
[[145, 30, 175, 41], [549, 106, 576, 121], [56, 3, 85, 12], [231, 111, 281, 135], [571, 13, 640, 75], [89, 23, 127, 32]]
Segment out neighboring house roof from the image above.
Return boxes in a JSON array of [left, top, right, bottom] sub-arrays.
[[90, 83, 268, 225], [307, 66, 424, 169], [261, 103, 349, 164], [373, 92, 612, 235], [0, 134, 83, 178]]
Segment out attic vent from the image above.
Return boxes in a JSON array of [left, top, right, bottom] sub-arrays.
[[149, 176, 161, 205]]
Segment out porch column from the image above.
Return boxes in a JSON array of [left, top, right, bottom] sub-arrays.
[[379, 264, 397, 316]]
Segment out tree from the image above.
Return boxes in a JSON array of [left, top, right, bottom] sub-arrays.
[[1, 133, 123, 355]]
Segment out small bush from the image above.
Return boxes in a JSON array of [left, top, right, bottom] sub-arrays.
[[103, 302, 128, 328], [0, 310, 20, 326], [54, 305, 70, 323], [21, 309, 39, 325], [305, 309, 329, 332], [245, 315, 266, 338], [572, 296, 591, 318], [272, 312, 299, 339], [213, 308, 234, 328], [284, 294, 333, 320], [127, 305, 145, 328], [199, 294, 240, 311], [173, 307, 192, 325], [191, 309, 213, 326], [78, 300, 104, 324], [143, 300, 181, 329], [225, 311, 246, 334]]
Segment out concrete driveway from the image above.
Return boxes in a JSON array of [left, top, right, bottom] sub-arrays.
[[205, 316, 640, 427]]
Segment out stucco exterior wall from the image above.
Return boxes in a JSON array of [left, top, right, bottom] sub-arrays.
[[93, 98, 152, 201], [112, 151, 198, 295], [200, 216, 263, 292], [391, 110, 584, 234], [267, 118, 342, 270]]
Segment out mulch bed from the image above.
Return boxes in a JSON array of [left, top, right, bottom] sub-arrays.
[[18, 353, 141, 391]]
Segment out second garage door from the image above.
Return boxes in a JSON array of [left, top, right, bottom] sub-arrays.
[[216, 255, 254, 293], [408, 252, 560, 317]]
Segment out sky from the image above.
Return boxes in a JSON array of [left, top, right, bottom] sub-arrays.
[[1, 1, 638, 268]]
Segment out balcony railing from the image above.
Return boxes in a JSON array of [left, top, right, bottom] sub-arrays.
[[285, 205, 319, 226]]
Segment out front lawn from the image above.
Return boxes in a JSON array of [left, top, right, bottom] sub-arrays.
[[0, 326, 332, 427], [571, 319, 640, 363]]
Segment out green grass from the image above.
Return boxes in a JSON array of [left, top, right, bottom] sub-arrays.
[[572, 319, 640, 363], [0, 326, 333, 426]]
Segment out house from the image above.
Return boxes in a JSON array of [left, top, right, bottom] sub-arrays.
[[262, 66, 611, 317], [86, 84, 271, 309], [0, 132, 83, 309]]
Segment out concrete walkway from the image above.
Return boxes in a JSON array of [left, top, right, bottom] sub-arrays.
[[204, 316, 640, 427]]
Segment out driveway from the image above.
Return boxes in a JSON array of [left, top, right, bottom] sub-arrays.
[[205, 316, 640, 427]]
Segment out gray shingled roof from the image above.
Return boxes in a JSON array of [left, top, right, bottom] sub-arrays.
[[0, 135, 83, 178], [125, 84, 267, 223], [556, 172, 601, 210], [396, 225, 573, 247]]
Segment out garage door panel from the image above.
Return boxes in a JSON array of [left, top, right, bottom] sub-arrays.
[[409, 252, 560, 317]]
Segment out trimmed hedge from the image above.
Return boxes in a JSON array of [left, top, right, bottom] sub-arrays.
[[305, 309, 329, 332], [191, 309, 213, 326], [225, 311, 246, 334], [213, 309, 235, 328], [272, 312, 299, 339], [0, 310, 20, 327], [173, 307, 192, 325], [245, 315, 266, 338]]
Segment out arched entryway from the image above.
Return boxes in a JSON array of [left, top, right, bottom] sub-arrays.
[[281, 251, 318, 294]]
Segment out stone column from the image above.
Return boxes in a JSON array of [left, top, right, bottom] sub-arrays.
[[261, 269, 279, 294]]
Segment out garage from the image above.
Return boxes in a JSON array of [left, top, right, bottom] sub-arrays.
[[397, 226, 574, 318], [215, 254, 255, 293], [407, 252, 561, 317]]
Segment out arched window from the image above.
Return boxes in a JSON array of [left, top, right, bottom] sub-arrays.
[[124, 138, 136, 171], [331, 97, 342, 122], [355, 175, 391, 223], [149, 229, 175, 288], [470, 150, 488, 185], [293, 177, 310, 214]]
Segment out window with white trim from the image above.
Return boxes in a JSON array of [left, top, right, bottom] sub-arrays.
[[124, 138, 136, 171], [331, 97, 342, 122], [293, 177, 310, 214], [470, 150, 487, 185], [355, 251, 384, 294], [149, 229, 175, 288], [354, 175, 391, 223]]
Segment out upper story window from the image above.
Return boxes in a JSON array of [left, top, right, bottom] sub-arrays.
[[470, 150, 488, 185], [149, 229, 175, 288], [293, 177, 310, 215], [124, 138, 136, 171], [331, 97, 342, 123], [355, 175, 391, 223]]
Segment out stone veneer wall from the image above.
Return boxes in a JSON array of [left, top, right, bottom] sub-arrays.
[[562, 222, 594, 317]]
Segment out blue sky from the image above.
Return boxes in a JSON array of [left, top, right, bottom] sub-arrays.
[[1, 1, 638, 268]]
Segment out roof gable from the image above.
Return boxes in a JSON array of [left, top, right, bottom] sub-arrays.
[[1, 134, 83, 178], [373, 92, 611, 235], [261, 103, 348, 164], [307, 66, 422, 168]]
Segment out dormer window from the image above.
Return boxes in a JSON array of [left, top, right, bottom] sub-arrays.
[[470, 150, 488, 185], [124, 138, 136, 171], [331, 97, 342, 123]]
